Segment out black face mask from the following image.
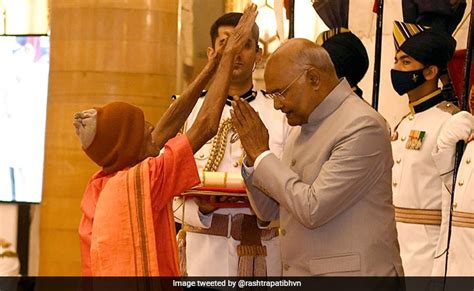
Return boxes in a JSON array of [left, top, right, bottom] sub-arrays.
[[390, 68, 426, 95]]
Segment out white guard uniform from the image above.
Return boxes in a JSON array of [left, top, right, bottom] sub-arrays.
[[392, 90, 458, 276], [445, 141, 474, 276], [174, 89, 289, 276]]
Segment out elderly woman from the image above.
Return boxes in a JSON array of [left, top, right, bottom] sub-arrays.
[[73, 4, 257, 276]]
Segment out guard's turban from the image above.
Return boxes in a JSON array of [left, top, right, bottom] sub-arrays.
[[316, 28, 369, 88], [73, 101, 145, 174], [393, 20, 456, 69]]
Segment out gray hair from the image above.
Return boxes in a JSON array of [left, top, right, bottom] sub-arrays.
[[272, 38, 337, 78]]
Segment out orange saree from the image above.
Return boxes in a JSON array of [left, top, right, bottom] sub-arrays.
[[79, 135, 199, 276]]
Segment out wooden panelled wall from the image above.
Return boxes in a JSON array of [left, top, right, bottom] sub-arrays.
[[40, 0, 178, 275]]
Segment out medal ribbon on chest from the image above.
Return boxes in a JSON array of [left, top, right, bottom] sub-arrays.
[[405, 130, 426, 150]]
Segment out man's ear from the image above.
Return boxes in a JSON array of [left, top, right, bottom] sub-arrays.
[[255, 46, 263, 65], [423, 65, 439, 81], [207, 47, 215, 61], [307, 68, 320, 90]]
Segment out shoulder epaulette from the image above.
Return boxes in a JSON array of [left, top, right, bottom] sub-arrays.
[[436, 101, 460, 115]]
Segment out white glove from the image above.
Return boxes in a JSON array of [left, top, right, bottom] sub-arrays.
[[437, 111, 474, 150]]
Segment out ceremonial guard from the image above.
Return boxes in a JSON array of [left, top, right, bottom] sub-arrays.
[[390, 21, 459, 276], [316, 28, 369, 98], [438, 90, 474, 276], [173, 12, 289, 277], [445, 142, 474, 276]]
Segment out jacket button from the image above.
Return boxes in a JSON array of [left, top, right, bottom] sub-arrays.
[[392, 181, 398, 187], [453, 202, 458, 209], [199, 153, 205, 158], [466, 157, 471, 164], [279, 228, 286, 236], [401, 136, 406, 142], [396, 158, 401, 164], [408, 115, 414, 120], [232, 161, 239, 167], [458, 180, 464, 187]]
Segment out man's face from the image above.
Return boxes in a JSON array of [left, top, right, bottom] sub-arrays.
[[138, 121, 159, 160], [211, 25, 261, 82], [393, 50, 424, 71], [264, 61, 314, 126]]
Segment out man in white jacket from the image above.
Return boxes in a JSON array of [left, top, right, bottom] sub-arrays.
[[389, 20, 459, 276], [173, 12, 289, 277], [432, 88, 474, 276]]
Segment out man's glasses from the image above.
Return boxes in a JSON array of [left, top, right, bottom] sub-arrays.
[[264, 69, 307, 101]]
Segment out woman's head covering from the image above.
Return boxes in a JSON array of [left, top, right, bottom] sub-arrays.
[[73, 101, 145, 173]]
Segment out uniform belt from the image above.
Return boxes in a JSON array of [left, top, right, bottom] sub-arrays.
[[452, 211, 474, 228], [183, 213, 279, 241], [394, 206, 442, 225]]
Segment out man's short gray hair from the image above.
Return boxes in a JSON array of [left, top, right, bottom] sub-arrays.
[[273, 38, 337, 76]]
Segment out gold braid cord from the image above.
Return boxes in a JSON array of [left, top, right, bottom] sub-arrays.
[[204, 118, 246, 172]]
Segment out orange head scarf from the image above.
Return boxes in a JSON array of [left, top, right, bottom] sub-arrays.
[[74, 101, 145, 173]]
